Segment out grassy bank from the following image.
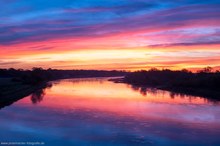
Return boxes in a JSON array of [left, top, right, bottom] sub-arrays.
[[0, 78, 49, 109]]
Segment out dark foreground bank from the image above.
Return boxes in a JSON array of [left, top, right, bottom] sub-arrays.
[[113, 68, 220, 100], [0, 78, 51, 109]]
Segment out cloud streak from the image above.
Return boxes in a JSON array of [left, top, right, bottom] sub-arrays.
[[1, 2, 220, 45]]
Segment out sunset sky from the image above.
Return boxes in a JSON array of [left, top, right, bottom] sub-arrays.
[[0, 0, 220, 71]]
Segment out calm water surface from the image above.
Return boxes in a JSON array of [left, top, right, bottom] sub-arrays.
[[0, 77, 220, 146]]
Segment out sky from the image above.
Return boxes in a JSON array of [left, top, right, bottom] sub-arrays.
[[0, 0, 220, 71]]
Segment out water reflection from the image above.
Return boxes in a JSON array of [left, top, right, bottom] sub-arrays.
[[0, 77, 220, 146], [31, 89, 45, 104], [31, 83, 52, 104], [129, 84, 219, 104]]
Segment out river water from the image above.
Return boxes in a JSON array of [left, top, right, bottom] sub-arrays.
[[0, 77, 220, 146]]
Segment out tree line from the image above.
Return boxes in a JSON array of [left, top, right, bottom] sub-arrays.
[[0, 68, 126, 85], [123, 67, 220, 99]]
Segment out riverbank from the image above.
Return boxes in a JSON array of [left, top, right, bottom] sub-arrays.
[[159, 86, 220, 100], [0, 78, 50, 109], [109, 70, 220, 100]]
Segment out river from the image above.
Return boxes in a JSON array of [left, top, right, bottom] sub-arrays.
[[0, 77, 220, 146]]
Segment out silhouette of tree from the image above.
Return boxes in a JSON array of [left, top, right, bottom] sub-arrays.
[[198, 66, 212, 73]]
